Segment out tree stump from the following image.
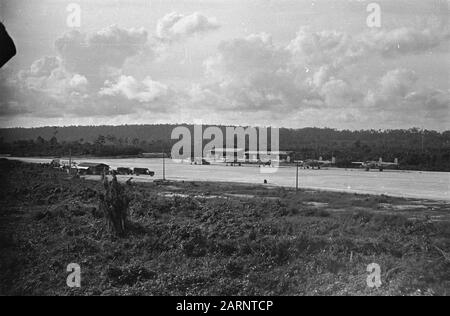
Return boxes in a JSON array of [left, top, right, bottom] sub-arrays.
[[99, 174, 130, 237]]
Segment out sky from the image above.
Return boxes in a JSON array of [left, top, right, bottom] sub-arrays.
[[0, 0, 449, 130]]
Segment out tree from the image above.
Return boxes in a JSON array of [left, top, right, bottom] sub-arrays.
[[95, 135, 106, 146], [106, 134, 117, 145], [49, 136, 58, 147], [35, 136, 45, 145]]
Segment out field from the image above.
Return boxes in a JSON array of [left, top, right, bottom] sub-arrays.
[[0, 159, 449, 296]]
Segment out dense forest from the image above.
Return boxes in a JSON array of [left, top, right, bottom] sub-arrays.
[[0, 125, 449, 171]]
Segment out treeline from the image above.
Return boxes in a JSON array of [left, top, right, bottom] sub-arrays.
[[0, 135, 167, 158], [280, 128, 450, 171], [0, 125, 449, 171]]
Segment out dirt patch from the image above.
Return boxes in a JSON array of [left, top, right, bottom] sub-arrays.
[[305, 202, 329, 208]]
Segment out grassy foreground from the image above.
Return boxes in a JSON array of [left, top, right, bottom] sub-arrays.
[[0, 159, 449, 296]]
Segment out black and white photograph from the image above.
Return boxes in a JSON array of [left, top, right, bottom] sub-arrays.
[[0, 0, 449, 300]]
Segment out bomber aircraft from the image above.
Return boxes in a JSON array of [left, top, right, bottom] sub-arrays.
[[352, 158, 399, 172]]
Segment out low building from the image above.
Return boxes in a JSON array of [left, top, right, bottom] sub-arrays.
[[140, 153, 166, 158], [207, 148, 245, 162], [51, 158, 77, 169], [77, 162, 110, 175], [245, 151, 294, 163], [206, 148, 294, 164]]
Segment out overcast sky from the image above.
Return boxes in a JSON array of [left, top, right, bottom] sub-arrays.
[[0, 0, 448, 130]]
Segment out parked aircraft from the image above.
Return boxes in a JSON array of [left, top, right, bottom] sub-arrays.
[[352, 158, 399, 172], [298, 157, 336, 169]]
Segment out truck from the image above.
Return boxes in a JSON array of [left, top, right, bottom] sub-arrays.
[[133, 168, 155, 177]]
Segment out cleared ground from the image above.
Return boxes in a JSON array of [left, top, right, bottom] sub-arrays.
[[9, 157, 450, 201]]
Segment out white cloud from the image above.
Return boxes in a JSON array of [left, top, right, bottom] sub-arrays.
[[55, 25, 148, 84], [99, 75, 168, 103], [366, 69, 418, 108], [288, 28, 360, 68], [363, 27, 450, 57], [156, 12, 220, 41], [406, 88, 450, 112], [16, 56, 89, 100], [69, 74, 89, 90], [1, 17, 448, 129], [28, 56, 60, 77], [198, 32, 356, 113], [379, 69, 417, 98], [360, 69, 449, 128], [0, 25, 168, 119], [191, 25, 449, 128], [320, 78, 361, 108]]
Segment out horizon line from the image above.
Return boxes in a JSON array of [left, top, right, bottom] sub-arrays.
[[0, 123, 448, 133]]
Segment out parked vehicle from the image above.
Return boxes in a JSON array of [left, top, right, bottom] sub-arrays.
[[77, 163, 110, 175], [116, 167, 133, 175], [133, 168, 155, 176]]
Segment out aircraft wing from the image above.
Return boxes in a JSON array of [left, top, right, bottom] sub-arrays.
[[381, 162, 398, 166]]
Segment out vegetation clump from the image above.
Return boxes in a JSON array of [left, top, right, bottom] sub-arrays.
[[99, 175, 130, 237]]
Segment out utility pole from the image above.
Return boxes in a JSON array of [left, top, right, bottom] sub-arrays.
[[69, 148, 72, 175], [162, 146, 166, 181], [421, 128, 424, 153], [296, 153, 299, 192]]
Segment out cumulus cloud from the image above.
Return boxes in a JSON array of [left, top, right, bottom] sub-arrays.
[[191, 25, 449, 127], [363, 27, 450, 57], [365, 69, 418, 108], [361, 69, 449, 127], [287, 26, 450, 78], [0, 25, 169, 119], [69, 74, 89, 90], [320, 78, 361, 107], [207, 33, 289, 78], [156, 12, 220, 41], [1, 16, 448, 129], [406, 88, 450, 114], [28, 56, 60, 77], [197, 32, 355, 113], [288, 28, 361, 68], [204, 33, 324, 111], [55, 25, 148, 83], [378, 69, 418, 99], [99, 75, 168, 103], [17, 56, 88, 98]]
